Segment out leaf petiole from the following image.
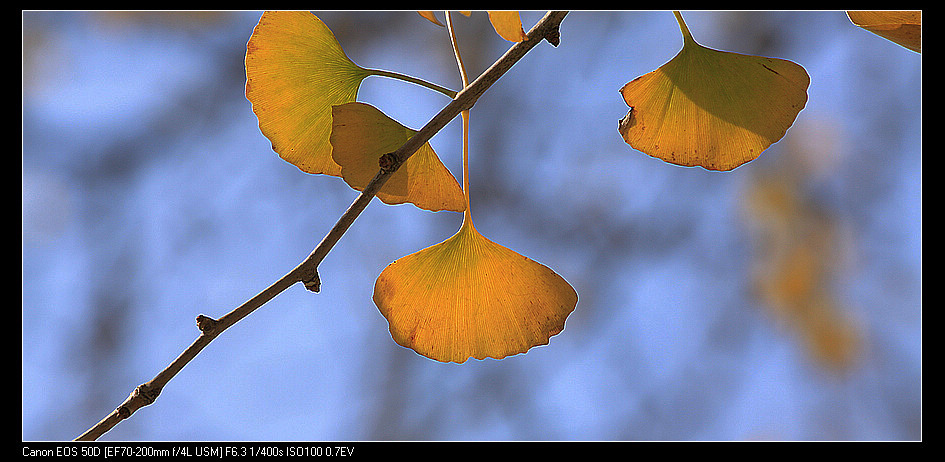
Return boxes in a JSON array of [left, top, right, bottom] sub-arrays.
[[673, 11, 697, 46], [446, 11, 473, 224], [364, 68, 458, 98]]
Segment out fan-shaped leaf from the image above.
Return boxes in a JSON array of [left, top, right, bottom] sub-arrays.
[[330, 102, 466, 212], [847, 11, 921, 53], [374, 220, 577, 363], [618, 12, 810, 171], [487, 11, 527, 42], [245, 11, 371, 176]]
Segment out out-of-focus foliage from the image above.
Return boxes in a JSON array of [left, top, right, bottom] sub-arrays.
[[23, 11, 920, 441], [744, 121, 860, 372]]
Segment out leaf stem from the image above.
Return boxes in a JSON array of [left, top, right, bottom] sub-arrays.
[[364, 68, 458, 99], [446, 11, 474, 226], [446, 12, 470, 87], [75, 10, 569, 441], [673, 11, 697, 46]]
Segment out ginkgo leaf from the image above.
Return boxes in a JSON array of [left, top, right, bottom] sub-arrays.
[[619, 12, 810, 171], [330, 102, 466, 212], [487, 11, 527, 42], [847, 11, 921, 53], [418, 11, 444, 27], [245, 11, 371, 176], [373, 220, 578, 363]]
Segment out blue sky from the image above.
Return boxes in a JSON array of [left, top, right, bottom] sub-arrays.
[[23, 11, 921, 441]]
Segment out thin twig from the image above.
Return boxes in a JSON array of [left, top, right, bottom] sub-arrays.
[[364, 68, 458, 98], [75, 10, 568, 441]]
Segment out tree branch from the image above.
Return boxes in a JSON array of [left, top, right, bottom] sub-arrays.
[[74, 10, 568, 441]]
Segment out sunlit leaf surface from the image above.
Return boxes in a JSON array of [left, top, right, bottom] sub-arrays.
[[619, 12, 810, 171], [330, 102, 466, 212], [245, 11, 371, 176], [847, 11, 921, 53], [374, 220, 578, 363], [487, 11, 527, 42]]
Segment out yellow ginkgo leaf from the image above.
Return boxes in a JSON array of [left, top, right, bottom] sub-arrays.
[[373, 220, 578, 363], [418, 11, 444, 27], [487, 11, 527, 42], [619, 12, 810, 171], [245, 11, 371, 176], [847, 11, 921, 53], [330, 102, 466, 212]]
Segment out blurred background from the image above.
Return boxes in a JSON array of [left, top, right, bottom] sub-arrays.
[[23, 11, 921, 441]]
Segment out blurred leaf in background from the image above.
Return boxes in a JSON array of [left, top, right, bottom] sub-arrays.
[[743, 119, 861, 372], [23, 11, 920, 441]]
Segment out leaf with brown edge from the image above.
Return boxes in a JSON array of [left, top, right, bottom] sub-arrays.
[[487, 11, 527, 42], [618, 12, 810, 171], [373, 220, 577, 363], [245, 11, 371, 176], [330, 102, 466, 213], [847, 11, 921, 53]]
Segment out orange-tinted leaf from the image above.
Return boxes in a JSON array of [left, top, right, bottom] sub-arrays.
[[418, 11, 444, 27], [619, 12, 810, 171], [797, 296, 860, 371], [330, 102, 466, 212], [487, 11, 527, 42], [744, 132, 860, 373], [245, 11, 371, 176], [374, 220, 577, 363], [847, 11, 921, 53]]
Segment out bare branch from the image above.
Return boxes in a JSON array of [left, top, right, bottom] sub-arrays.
[[75, 11, 568, 441]]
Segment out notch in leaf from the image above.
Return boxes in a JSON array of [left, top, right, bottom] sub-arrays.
[[618, 11, 810, 171]]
